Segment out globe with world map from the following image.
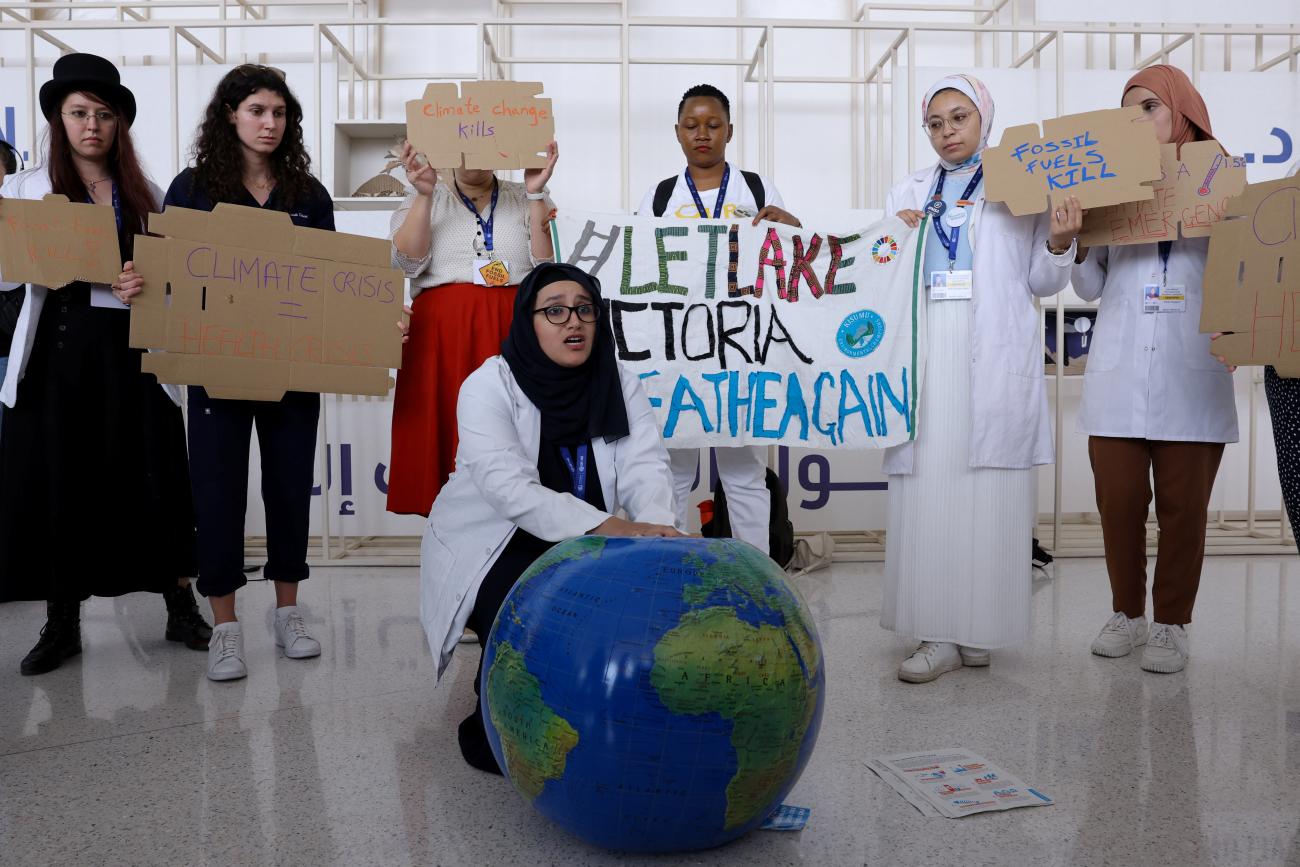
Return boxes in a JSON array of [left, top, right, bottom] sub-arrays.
[[480, 535, 825, 853]]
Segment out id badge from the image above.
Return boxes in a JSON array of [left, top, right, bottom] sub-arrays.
[[1143, 283, 1161, 314], [1158, 283, 1186, 313], [473, 257, 511, 287], [929, 270, 973, 301]]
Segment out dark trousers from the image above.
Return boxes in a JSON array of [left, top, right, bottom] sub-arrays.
[[1265, 366, 1300, 555], [1088, 436, 1225, 625], [187, 386, 320, 598], [465, 533, 550, 699]]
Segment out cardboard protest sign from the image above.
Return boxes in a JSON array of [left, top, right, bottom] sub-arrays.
[[553, 211, 925, 449], [0, 194, 121, 288], [128, 203, 404, 401], [1199, 176, 1300, 376], [1078, 141, 1247, 246], [983, 106, 1161, 216], [405, 80, 553, 170]]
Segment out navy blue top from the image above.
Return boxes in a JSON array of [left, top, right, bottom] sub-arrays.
[[162, 167, 335, 231]]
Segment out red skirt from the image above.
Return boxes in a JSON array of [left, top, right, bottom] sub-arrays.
[[387, 282, 516, 516]]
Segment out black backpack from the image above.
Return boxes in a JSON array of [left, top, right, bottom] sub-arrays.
[[651, 170, 765, 217], [701, 467, 796, 569]]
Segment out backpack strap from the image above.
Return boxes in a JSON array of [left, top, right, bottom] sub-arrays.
[[740, 170, 765, 211], [651, 176, 678, 217]]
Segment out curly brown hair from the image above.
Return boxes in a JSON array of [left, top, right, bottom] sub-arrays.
[[190, 65, 315, 208]]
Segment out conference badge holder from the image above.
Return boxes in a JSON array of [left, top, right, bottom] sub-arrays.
[[1143, 280, 1185, 314], [930, 269, 973, 301]]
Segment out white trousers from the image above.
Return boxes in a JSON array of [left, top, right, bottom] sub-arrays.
[[669, 446, 771, 555]]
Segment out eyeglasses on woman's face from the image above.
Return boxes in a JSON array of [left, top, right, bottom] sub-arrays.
[[62, 109, 117, 125], [923, 109, 974, 137], [533, 302, 601, 325]]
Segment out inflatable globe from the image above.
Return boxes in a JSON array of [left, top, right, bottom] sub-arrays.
[[480, 536, 825, 853]]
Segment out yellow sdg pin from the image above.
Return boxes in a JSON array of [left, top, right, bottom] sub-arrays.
[[479, 259, 511, 287]]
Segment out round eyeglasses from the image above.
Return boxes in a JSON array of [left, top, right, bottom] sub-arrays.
[[923, 110, 974, 138]]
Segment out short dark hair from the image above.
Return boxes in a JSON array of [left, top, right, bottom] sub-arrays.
[[678, 84, 730, 120], [0, 138, 17, 175]]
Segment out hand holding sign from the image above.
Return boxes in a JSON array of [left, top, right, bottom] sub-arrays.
[[114, 260, 143, 304], [1047, 195, 1085, 251], [523, 140, 559, 194], [398, 140, 438, 198], [983, 106, 1161, 216]]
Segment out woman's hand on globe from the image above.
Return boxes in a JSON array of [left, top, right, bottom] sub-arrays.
[[590, 516, 684, 538]]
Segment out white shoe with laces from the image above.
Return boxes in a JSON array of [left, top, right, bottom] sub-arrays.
[[1091, 612, 1148, 658], [207, 622, 247, 682], [274, 606, 321, 659], [897, 641, 961, 683], [1140, 622, 1189, 673]]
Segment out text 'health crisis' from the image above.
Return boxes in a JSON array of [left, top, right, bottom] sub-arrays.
[[1010, 131, 1118, 190]]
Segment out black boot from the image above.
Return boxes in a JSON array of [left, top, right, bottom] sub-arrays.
[[458, 706, 504, 776], [163, 582, 212, 650], [20, 600, 82, 676]]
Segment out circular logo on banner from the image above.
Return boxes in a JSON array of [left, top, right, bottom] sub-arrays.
[[836, 310, 886, 358], [871, 236, 899, 264]]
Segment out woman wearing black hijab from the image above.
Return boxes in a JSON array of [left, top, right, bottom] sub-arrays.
[[417, 262, 680, 772]]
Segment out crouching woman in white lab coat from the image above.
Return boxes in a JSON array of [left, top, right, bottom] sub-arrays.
[[881, 73, 1081, 683], [418, 262, 681, 774]]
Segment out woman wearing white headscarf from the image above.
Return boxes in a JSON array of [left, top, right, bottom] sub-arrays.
[[879, 74, 1082, 683]]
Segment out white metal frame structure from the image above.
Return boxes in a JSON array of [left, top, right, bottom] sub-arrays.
[[3, 0, 1297, 563]]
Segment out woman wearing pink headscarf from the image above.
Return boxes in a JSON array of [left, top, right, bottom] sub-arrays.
[[1075, 65, 1237, 675], [880, 74, 1082, 683]]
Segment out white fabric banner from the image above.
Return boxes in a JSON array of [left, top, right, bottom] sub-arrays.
[[552, 211, 925, 450]]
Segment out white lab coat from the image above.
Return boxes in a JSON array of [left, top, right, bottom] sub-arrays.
[[881, 164, 1075, 474], [0, 166, 179, 408], [1072, 240, 1238, 443], [420, 355, 676, 680]]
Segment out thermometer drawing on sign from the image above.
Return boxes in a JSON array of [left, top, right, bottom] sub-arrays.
[[1198, 153, 1225, 196]]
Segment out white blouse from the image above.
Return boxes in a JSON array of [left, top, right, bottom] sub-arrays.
[[389, 178, 554, 298], [1073, 239, 1238, 443]]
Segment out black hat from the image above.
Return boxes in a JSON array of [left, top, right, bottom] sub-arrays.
[[39, 53, 137, 126]]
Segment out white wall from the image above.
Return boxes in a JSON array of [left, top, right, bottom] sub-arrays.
[[3, 0, 1297, 538]]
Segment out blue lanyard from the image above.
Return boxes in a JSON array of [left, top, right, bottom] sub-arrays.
[[559, 443, 589, 500], [683, 164, 730, 219], [1157, 240, 1173, 285], [87, 182, 122, 233], [456, 181, 499, 253], [929, 166, 983, 268]]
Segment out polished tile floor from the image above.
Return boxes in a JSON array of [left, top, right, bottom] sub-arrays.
[[1, 556, 1297, 867]]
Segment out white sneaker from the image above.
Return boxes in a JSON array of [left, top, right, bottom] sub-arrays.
[[897, 641, 961, 683], [1141, 623, 1189, 673], [207, 622, 247, 682], [958, 646, 990, 667], [1091, 612, 1148, 658], [274, 606, 321, 659]]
